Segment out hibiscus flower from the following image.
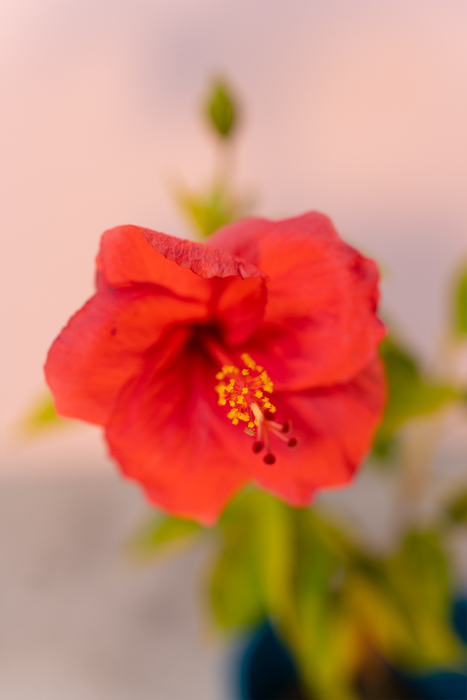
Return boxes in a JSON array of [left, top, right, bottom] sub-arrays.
[[45, 212, 386, 524]]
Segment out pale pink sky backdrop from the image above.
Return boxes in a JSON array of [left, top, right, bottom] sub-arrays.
[[1, 0, 466, 475]]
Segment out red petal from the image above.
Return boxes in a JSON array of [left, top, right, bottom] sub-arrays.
[[105, 336, 250, 524], [97, 225, 263, 292], [250, 358, 386, 505], [97, 224, 267, 349], [210, 275, 267, 347], [44, 287, 207, 425], [209, 213, 385, 390]]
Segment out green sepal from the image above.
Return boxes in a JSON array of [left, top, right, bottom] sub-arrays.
[[176, 185, 242, 237], [21, 391, 68, 435], [127, 513, 202, 560], [205, 79, 237, 139]]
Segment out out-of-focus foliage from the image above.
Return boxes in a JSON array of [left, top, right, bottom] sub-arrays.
[[446, 490, 467, 524], [205, 490, 465, 699], [373, 337, 459, 458], [132, 489, 466, 698], [211, 491, 297, 630], [21, 391, 67, 435], [177, 186, 242, 238], [205, 79, 238, 139], [127, 513, 201, 560], [453, 262, 467, 336], [375, 532, 461, 668], [211, 494, 267, 627], [177, 77, 249, 238]]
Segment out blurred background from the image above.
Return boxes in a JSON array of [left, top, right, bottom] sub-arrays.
[[1, 1, 466, 699]]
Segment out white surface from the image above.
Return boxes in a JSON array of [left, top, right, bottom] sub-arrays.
[[0, 477, 226, 700]]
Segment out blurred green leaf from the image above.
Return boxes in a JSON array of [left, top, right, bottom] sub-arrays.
[[22, 391, 68, 435], [371, 434, 398, 461], [210, 490, 299, 630], [291, 514, 464, 691], [208, 491, 465, 697], [128, 513, 202, 560], [380, 531, 463, 669], [210, 541, 264, 627], [345, 531, 461, 671], [210, 495, 362, 698], [346, 565, 416, 663], [177, 185, 241, 237], [250, 493, 296, 624], [342, 530, 464, 682], [205, 79, 237, 139], [374, 337, 459, 455], [446, 489, 467, 523], [453, 263, 467, 335], [293, 511, 361, 700], [210, 492, 267, 627]]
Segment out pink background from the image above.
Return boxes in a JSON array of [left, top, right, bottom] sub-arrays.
[[1, 0, 466, 468]]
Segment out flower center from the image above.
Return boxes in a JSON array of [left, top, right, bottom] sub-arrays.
[[215, 353, 297, 464]]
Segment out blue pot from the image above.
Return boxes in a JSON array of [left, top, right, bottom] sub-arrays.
[[237, 600, 467, 700], [237, 622, 303, 700], [399, 599, 467, 700]]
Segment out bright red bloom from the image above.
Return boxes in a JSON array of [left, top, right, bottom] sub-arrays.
[[45, 213, 386, 524]]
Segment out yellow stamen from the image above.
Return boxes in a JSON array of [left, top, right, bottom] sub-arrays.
[[215, 354, 277, 437]]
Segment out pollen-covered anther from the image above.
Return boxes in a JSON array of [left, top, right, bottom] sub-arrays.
[[215, 354, 298, 461]]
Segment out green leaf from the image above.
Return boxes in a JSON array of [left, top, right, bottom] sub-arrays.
[[446, 489, 467, 523], [291, 510, 361, 699], [374, 337, 459, 452], [209, 490, 298, 630], [210, 543, 265, 627], [291, 514, 463, 692], [210, 492, 267, 627], [379, 531, 462, 669], [205, 79, 237, 139], [128, 513, 202, 560], [210, 499, 367, 697], [345, 565, 416, 663], [371, 434, 398, 461], [21, 391, 68, 435], [208, 495, 465, 696], [453, 263, 467, 336]]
